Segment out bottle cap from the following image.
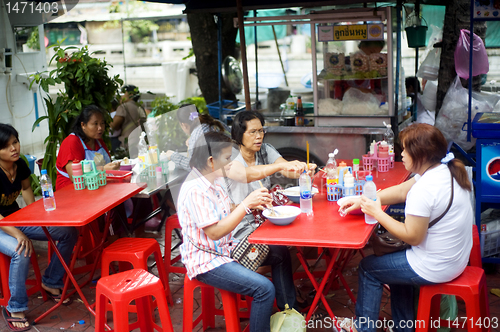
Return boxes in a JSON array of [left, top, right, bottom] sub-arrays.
[[156, 166, 162, 172], [366, 175, 373, 181], [41, 169, 47, 175], [353, 159, 359, 164]]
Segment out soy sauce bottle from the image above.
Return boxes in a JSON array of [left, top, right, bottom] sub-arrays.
[[295, 96, 304, 126]]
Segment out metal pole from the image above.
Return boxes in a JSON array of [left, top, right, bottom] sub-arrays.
[[395, 1, 401, 123], [254, 10, 259, 108], [272, 25, 288, 86], [236, 0, 251, 110], [217, 14, 223, 122], [121, 18, 127, 83], [467, 1, 474, 142]]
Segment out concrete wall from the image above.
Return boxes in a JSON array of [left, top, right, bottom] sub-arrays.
[[0, 0, 49, 163]]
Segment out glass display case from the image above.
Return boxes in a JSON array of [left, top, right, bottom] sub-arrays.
[[310, 7, 395, 127]]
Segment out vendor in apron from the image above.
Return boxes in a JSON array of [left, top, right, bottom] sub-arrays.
[[56, 105, 120, 191]]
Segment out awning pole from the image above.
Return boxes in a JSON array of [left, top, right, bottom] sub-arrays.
[[236, 0, 251, 110], [272, 25, 288, 86]]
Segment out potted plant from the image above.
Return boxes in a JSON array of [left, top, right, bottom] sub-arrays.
[[31, 43, 123, 183]]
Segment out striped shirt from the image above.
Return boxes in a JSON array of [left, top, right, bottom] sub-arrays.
[[177, 168, 236, 279]]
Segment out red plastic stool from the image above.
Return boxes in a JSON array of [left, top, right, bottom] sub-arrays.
[[95, 269, 173, 332], [416, 226, 490, 332], [183, 275, 242, 332], [0, 250, 48, 306], [101, 238, 171, 306], [164, 214, 186, 304]]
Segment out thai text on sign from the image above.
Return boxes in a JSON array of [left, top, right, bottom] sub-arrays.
[[318, 24, 384, 42]]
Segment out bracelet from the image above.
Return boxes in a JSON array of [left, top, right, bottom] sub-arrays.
[[240, 201, 252, 214]]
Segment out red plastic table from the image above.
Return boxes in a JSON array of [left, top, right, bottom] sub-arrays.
[[249, 162, 410, 322], [0, 181, 145, 326]]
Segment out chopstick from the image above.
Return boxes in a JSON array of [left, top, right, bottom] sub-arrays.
[[259, 181, 276, 216]]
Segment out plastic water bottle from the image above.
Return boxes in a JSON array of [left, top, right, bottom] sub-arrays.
[[325, 152, 338, 185], [299, 170, 313, 214], [40, 169, 56, 211], [363, 175, 377, 224], [384, 123, 395, 155]]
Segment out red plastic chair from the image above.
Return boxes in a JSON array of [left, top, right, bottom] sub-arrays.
[[416, 225, 490, 332], [101, 237, 171, 307], [164, 214, 186, 304], [182, 275, 242, 332], [0, 251, 48, 306], [95, 269, 173, 332]]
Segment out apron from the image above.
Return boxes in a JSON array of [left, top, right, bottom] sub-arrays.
[[57, 134, 111, 178]]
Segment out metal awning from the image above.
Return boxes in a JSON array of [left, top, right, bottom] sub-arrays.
[[147, 0, 397, 13]]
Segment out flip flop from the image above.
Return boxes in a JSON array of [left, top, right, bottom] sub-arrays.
[[45, 289, 73, 306], [2, 307, 31, 331]]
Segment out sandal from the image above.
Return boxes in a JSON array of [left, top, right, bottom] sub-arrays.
[[2, 307, 31, 331], [45, 289, 73, 306], [303, 312, 325, 321], [334, 317, 356, 332]]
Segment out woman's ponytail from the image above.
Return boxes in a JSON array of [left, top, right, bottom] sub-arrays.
[[448, 159, 471, 191]]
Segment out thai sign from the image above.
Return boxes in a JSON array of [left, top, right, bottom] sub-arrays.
[[318, 24, 384, 42]]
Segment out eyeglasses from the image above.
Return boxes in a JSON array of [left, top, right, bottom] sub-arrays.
[[245, 129, 266, 137]]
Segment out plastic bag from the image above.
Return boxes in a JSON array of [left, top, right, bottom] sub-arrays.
[[455, 29, 489, 79], [417, 48, 441, 81], [435, 76, 500, 150], [270, 304, 306, 332]]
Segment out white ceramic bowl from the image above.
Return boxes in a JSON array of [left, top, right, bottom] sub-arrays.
[[282, 186, 319, 203], [337, 196, 363, 215], [262, 206, 301, 226]]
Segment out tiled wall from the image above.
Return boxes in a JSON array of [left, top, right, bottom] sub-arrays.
[[1, 3, 48, 162]]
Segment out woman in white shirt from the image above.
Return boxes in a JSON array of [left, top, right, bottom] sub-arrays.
[[338, 123, 472, 332]]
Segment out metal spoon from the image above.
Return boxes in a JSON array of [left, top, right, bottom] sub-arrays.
[[259, 181, 278, 216]]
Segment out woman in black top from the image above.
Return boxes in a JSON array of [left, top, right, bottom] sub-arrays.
[[0, 124, 78, 331]]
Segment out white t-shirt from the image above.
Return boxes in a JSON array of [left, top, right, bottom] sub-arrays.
[[405, 164, 472, 283]]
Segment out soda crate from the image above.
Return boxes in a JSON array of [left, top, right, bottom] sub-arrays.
[[481, 227, 500, 257]]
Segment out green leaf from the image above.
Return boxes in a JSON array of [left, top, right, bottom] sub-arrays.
[[75, 100, 82, 110]]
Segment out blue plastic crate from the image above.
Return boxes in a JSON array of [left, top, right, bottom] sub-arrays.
[[24, 155, 36, 174], [207, 100, 246, 119]]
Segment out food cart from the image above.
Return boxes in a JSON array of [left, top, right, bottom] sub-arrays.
[[237, 6, 401, 166]]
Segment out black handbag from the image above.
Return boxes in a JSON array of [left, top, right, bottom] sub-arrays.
[[371, 172, 454, 256]]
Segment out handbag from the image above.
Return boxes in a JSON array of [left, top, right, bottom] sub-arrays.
[[188, 232, 269, 272], [230, 233, 270, 271], [371, 172, 454, 256]]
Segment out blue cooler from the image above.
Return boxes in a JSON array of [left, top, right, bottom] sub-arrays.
[[472, 112, 500, 200], [24, 155, 37, 174]]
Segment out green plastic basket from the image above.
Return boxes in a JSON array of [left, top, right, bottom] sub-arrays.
[[98, 170, 107, 186], [73, 175, 85, 190], [85, 172, 99, 190]]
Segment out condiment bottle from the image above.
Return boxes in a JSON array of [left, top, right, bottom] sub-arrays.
[[156, 166, 163, 185], [295, 96, 304, 127], [72, 160, 83, 176], [352, 159, 360, 181], [337, 161, 347, 178]]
